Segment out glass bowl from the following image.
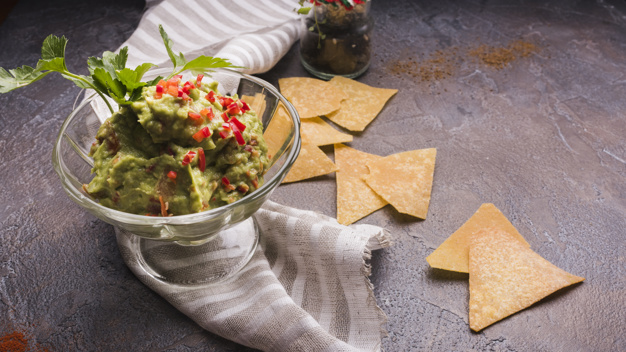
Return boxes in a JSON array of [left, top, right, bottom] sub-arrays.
[[52, 68, 301, 285]]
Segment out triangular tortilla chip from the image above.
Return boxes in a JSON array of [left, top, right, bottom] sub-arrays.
[[263, 103, 293, 164], [241, 93, 267, 118], [469, 227, 585, 332], [279, 77, 347, 118], [364, 148, 436, 219], [282, 143, 338, 183], [426, 203, 529, 273], [326, 76, 397, 131], [302, 117, 353, 146], [335, 144, 388, 225]]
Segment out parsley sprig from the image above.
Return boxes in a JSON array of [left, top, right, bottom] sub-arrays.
[[0, 25, 242, 114]]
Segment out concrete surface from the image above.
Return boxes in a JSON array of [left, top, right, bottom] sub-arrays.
[[0, 0, 624, 351]]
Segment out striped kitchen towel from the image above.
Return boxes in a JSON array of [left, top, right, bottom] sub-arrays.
[[114, 1, 391, 351], [116, 201, 390, 351], [122, 0, 303, 74]]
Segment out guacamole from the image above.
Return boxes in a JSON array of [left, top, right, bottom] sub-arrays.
[[85, 75, 270, 216]]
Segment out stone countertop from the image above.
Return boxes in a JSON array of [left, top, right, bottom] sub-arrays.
[[0, 0, 624, 351]]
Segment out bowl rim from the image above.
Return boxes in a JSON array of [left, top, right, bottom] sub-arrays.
[[52, 67, 301, 226]]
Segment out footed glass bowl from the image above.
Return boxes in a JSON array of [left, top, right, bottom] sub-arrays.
[[52, 68, 301, 285]]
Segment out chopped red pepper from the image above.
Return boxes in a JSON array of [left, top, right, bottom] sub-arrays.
[[196, 74, 204, 87], [229, 121, 245, 145], [182, 151, 196, 166], [197, 148, 206, 172], [159, 195, 168, 217], [219, 130, 230, 139], [182, 81, 195, 94], [229, 116, 246, 132], [222, 123, 231, 130], [221, 112, 230, 122], [240, 100, 250, 112], [226, 102, 241, 115], [192, 126, 211, 142], [167, 171, 177, 183], [206, 91, 216, 103], [188, 111, 203, 125], [233, 129, 245, 146], [219, 96, 234, 108], [221, 177, 230, 186], [181, 92, 191, 102], [200, 108, 213, 120]]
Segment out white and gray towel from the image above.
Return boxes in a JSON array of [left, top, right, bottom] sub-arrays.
[[115, 1, 390, 351], [123, 0, 303, 74]]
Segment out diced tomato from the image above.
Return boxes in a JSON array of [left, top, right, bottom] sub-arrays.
[[198, 148, 206, 172], [158, 79, 167, 87], [182, 151, 196, 166], [192, 127, 211, 142], [181, 92, 191, 102], [154, 91, 163, 99], [167, 76, 181, 86], [229, 116, 246, 132], [200, 108, 213, 121], [167, 171, 177, 183], [167, 85, 178, 96], [221, 177, 230, 186]]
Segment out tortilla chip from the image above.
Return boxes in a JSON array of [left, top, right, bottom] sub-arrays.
[[363, 148, 436, 219], [241, 93, 267, 118], [282, 143, 338, 183], [335, 144, 388, 225], [469, 227, 585, 332], [279, 77, 347, 119], [426, 203, 529, 273], [326, 76, 397, 131], [302, 117, 353, 146], [263, 103, 293, 164]]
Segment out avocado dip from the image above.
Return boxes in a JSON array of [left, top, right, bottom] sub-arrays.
[[85, 75, 270, 216]]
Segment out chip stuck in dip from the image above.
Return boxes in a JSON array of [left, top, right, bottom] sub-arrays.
[[86, 76, 270, 216]]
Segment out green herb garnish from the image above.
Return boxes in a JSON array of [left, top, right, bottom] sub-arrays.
[[0, 25, 243, 114]]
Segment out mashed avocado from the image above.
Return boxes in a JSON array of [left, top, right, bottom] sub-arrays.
[[86, 75, 269, 216]]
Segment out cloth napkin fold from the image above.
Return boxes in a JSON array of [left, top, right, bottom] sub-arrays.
[[115, 1, 391, 350], [117, 201, 390, 351]]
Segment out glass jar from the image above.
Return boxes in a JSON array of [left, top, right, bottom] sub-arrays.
[[299, 1, 374, 80]]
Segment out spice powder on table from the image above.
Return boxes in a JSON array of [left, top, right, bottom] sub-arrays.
[[389, 39, 540, 82]]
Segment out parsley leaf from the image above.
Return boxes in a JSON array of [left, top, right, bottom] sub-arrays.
[[158, 24, 243, 79], [1, 24, 245, 114]]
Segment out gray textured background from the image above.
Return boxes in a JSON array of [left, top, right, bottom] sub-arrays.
[[0, 0, 624, 351]]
